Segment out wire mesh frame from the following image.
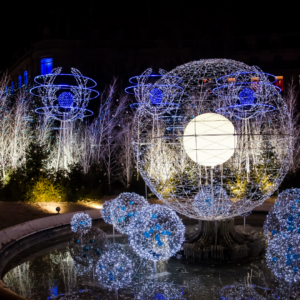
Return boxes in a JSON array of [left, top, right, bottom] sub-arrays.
[[132, 59, 293, 221]]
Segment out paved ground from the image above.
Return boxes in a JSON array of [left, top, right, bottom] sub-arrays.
[[0, 197, 272, 231]]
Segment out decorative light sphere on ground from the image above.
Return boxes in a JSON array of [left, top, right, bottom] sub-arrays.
[[133, 59, 292, 220], [70, 213, 92, 234], [109, 192, 149, 234], [96, 244, 133, 290], [264, 189, 300, 283], [128, 204, 185, 261]]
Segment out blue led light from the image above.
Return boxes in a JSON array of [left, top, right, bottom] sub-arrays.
[[239, 88, 255, 105], [149, 88, 164, 104], [58, 92, 74, 108]]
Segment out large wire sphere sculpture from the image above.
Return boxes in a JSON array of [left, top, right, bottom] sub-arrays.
[[128, 204, 185, 261], [70, 213, 92, 234], [125, 68, 183, 115], [264, 189, 300, 283], [109, 192, 149, 234], [31, 68, 99, 122], [96, 245, 133, 290], [132, 59, 292, 220]]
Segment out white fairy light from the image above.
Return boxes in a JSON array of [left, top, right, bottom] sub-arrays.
[[128, 204, 185, 261], [109, 192, 149, 234], [264, 189, 300, 284], [96, 244, 133, 290], [133, 59, 292, 220], [70, 213, 92, 234]]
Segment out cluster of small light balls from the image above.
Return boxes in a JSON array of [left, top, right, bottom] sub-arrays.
[[264, 188, 300, 283], [70, 212, 92, 234], [101, 194, 185, 262]]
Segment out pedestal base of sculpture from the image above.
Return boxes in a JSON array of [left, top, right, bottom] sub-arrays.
[[183, 219, 265, 263]]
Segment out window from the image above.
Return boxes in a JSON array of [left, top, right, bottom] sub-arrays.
[[18, 75, 22, 88], [275, 76, 283, 91], [41, 58, 53, 75], [24, 71, 28, 85]]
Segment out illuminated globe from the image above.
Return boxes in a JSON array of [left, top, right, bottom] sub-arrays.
[[58, 92, 74, 108], [239, 88, 255, 105], [133, 59, 292, 220], [149, 88, 164, 104]]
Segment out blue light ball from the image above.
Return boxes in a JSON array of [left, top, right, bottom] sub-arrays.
[[157, 240, 164, 247], [149, 88, 163, 105], [271, 230, 277, 235], [293, 266, 299, 273], [155, 234, 161, 241], [143, 231, 150, 238], [239, 88, 255, 105], [272, 256, 277, 262], [58, 92, 74, 108]]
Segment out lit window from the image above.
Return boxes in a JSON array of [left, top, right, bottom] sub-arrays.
[[275, 76, 283, 91], [24, 71, 28, 85], [227, 78, 235, 82], [11, 82, 14, 94], [41, 58, 53, 75], [18, 75, 22, 87]]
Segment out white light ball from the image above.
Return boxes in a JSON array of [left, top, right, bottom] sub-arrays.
[[183, 113, 236, 167], [70, 213, 92, 234], [129, 205, 185, 261], [109, 192, 149, 234]]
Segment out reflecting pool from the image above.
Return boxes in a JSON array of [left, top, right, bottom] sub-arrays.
[[1, 221, 299, 299]]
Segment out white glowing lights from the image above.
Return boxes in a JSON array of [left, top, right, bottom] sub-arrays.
[[70, 213, 92, 234], [183, 113, 236, 167], [264, 189, 300, 284], [128, 204, 185, 261], [109, 192, 149, 234], [96, 244, 133, 290]]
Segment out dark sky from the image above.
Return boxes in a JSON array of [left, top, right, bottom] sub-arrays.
[[0, 1, 297, 71]]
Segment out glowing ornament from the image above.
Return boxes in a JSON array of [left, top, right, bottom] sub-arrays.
[[264, 189, 300, 284], [70, 213, 92, 234], [183, 113, 236, 167], [129, 204, 185, 261], [58, 92, 74, 108], [149, 88, 164, 105], [239, 88, 255, 105], [109, 192, 149, 234]]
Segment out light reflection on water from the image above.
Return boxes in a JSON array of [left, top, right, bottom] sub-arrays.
[[2, 230, 299, 299]]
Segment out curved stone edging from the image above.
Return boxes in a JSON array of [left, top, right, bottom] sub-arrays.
[[0, 209, 101, 251]]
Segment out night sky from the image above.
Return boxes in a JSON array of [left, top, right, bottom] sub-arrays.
[[0, 1, 297, 71]]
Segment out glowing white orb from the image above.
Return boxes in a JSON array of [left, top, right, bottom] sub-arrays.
[[183, 113, 236, 167]]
